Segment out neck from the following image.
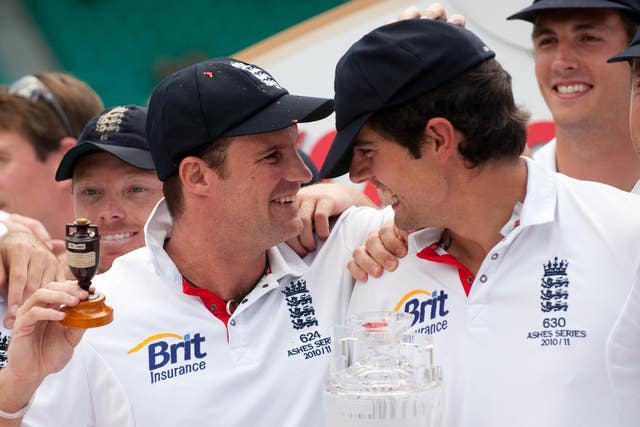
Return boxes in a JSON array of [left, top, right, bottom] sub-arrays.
[[555, 122, 640, 191], [443, 158, 527, 275], [166, 217, 268, 302]]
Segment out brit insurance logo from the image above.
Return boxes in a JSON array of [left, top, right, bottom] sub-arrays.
[[393, 289, 449, 334], [526, 256, 587, 347], [127, 332, 207, 385]]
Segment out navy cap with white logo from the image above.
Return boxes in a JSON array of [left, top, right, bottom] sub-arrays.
[[146, 58, 334, 181], [56, 105, 153, 181], [319, 19, 495, 179], [507, 0, 640, 22]]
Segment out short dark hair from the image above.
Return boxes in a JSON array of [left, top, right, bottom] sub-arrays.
[[366, 58, 529, 168], [163, 138, 232, 219], [0, 72, 103, 161], [620, 10, 639, 42]]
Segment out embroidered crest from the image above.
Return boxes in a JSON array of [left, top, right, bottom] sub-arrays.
[[95, 106, 128, 139], [540, 257, 569, 312], [229, 61, 283, 89], [0, 331, 9, 368], [282, 279, 318, 330]]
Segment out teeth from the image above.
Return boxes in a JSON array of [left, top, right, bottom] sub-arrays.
[[273, 195, 295, 203], [557, 84, 589, 94], [102, 232, 134, 241]]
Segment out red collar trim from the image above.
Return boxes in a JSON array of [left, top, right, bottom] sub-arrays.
[[182, 278, 231, 326], [180, 260, 272, 326], [417, 243, 474, 297]]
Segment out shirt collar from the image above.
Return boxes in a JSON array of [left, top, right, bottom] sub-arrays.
[[143, 198, 308, 284], [406, 156, 557, 254]]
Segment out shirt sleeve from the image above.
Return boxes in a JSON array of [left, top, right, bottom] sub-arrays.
[[606, 271, 640, 426]]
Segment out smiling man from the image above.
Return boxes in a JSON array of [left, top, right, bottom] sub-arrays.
[[55, 105, 162, 273], [508, 0, 640, 191], [1, 58, 391, 427], [319, 18, 640, 427], [0, 73, 103, 240]]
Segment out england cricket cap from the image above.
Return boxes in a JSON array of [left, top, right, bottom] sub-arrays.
[[608, 27, 640, 61], [146, 58, 334, 181], [319, 19, 495, 179], [56, 105, 153, 181], [507, 0, 640, 22]]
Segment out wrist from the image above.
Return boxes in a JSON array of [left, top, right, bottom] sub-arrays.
[[0, 368, 39, 414]]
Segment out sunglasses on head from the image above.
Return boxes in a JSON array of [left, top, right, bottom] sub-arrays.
[[9, 75, 74, 137]]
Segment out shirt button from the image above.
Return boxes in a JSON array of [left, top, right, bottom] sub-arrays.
[[479, 275, 487, 283], [209, 304, 217, 312], [262, 283, 269, 288], [241, 299, 248, 304], [491, 253, 498, 260], [229, 319, 236, 326]]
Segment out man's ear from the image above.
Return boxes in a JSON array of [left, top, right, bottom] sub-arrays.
[[178, 156, 214, 197], [424, 117, 458, 162]]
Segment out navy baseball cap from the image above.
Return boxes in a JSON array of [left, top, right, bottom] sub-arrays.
[[56, 105, 154, 181], [146, 58, 334, 181], [608, 28, 640, 61], [507, 0, 640, 22], [319, 19, 495, 179]]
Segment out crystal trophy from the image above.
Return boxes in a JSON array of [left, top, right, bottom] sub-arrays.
[[324, 311, 443, 427], [60, 218, 113, 328]]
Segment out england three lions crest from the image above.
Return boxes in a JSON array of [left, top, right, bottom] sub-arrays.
[[282, 279, 318, 330], [540, 257, 569, 313]]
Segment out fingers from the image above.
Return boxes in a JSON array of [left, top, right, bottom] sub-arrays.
[[448, 13, 466, 27], [391, 3, 466, 28], [312, 198, 333, 240], [285, 236, 310, 258], [3, 214, 53, 246], [419, 3, 447, 21], [296, 199, 318, 253], [12, 282, 88, 336], [350, 244, 383, 280], [348, 258, 369, 282], [364, 231, 400, 272], [379, 223, 408, 258]]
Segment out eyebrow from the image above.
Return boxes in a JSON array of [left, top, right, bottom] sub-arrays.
[[532, 22, 611, 38]]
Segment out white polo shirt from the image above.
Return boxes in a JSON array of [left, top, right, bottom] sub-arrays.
[[349, 157, 640, 427], [80, 200, 391, 427], [533, 138, 640, 194], [606, 270, 640, 426], [0, 298, 135, 427]]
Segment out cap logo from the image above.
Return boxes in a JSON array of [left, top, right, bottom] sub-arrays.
[[230, 61, 282, 89], [95, 106, 127, 140]]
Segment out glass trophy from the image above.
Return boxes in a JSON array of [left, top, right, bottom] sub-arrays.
[[60, 218, 113, 328], [324, 311, 442, 427]]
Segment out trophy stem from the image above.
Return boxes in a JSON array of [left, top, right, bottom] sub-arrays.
[[61, 218, 113, 328]]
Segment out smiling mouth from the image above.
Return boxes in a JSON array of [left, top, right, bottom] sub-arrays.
[[272, 194, 296, 204], [101, 232, 136, 242], [554, 83, 591, 94]]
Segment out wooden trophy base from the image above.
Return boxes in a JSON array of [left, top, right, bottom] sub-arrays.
[[60, 292, 113, 328]]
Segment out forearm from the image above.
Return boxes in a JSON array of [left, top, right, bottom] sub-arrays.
[[0, 367, 40, 426]]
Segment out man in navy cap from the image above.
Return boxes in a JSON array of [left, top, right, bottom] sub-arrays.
[[508, 0, 640, 191], [0, 105, 163, 427], [602, 35, 640, 425], [55, 105, 162, 273], [0, 58, 390, 427], [320, 18, 640, 427]]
